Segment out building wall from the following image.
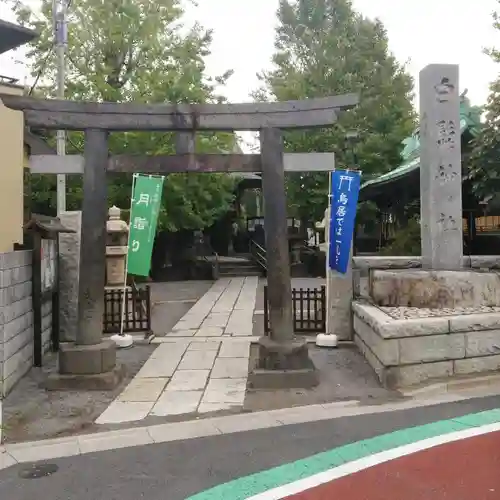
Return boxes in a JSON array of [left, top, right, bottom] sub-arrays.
[[0, 83, 24, 253]]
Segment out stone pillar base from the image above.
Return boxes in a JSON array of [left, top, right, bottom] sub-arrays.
[[45, 340, 124, 391], [248, 336, 319, 389], [45, 364, 125, 391]]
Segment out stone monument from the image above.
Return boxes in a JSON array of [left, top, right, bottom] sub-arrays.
[[352, 64, 500, 388]]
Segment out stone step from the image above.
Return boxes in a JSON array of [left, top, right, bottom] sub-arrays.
[[218, 268, 263, 277]]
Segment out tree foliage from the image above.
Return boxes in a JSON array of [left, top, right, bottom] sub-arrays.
[[469, 2, 500, 207], [12, 0, 237, 231], [254, 0, 416, 225]]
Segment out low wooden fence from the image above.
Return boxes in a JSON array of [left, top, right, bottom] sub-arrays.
[[103, 285, 152, 334], [264, 285, 326, 335]]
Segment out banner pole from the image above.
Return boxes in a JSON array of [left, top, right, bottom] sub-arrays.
[[118, 173, 137, 340], [326, 171, 332, 336]]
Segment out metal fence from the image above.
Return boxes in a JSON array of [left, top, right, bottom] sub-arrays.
[[103, 285, 152, 334], [264, 285, 326, 335]]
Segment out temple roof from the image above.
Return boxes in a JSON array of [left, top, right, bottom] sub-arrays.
[[359, 97, 482, 202]]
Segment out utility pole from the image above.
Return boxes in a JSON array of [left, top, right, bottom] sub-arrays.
[[53, 0, 67, 214]]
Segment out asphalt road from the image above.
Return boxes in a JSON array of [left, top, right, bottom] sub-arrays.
[[1, 395, 500, 500]]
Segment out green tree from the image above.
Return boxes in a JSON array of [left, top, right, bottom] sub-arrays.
[[469, 3, 500, 207], [254, 0, 415, 226], [12, 0, 237, 231]]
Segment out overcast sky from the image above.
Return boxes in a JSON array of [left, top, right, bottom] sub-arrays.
[[1, 0, 499, 107]]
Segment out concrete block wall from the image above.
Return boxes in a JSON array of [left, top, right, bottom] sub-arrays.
[[0, 249, 55, 397], [0, 250, 33, 397], [353, 302, 500, 388]]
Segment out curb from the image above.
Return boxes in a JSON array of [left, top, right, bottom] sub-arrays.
[[401, 372, 500, 398], [0, 388, 492, 471]]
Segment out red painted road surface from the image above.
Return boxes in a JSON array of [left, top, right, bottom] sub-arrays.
[[285, 430, 500, 500]]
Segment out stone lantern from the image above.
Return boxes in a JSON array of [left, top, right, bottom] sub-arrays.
[[106, 205, 129, 287]]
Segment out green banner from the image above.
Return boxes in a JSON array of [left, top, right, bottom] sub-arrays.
[[127, 174, 164, 277]]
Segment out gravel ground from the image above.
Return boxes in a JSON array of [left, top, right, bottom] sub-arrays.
[[249, 277, 400, 411], [2, 344, 156, 444], [245, 343, 403, 412], [380, 305, 500, 320], [1, 281, 213, 443]]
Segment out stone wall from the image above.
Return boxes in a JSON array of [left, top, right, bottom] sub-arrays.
[[0, 249, 55, 397], [353, 301, 500, 388], [352, 256, 500, 300]]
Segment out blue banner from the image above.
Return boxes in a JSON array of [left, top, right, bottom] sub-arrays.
[[328, 170, 362, 274]]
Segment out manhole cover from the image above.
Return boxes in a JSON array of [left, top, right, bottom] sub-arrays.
[[19, 463, 59, 479]]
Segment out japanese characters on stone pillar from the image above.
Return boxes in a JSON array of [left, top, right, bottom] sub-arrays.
[[419, 64, 463, 270]]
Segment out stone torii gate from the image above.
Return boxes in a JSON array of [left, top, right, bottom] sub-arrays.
[[0, 93, 358, 388]]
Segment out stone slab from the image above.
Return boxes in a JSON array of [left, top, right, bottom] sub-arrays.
[[201, 313, 230, 328], [166, 369, 210, 391], [172, 320, 204, 331], [465, 329, 500, 357], [0, 450, 16, 470], [150, 342, 189, 359], [385, 361, 454, 388], [211, 358, 249, 379], [135, 356, 181, 378], [454, 355, 500, 375], [248, 366, 319, 389], [78, 428, 153, 454], [370, 269, 500, 308], [136, 343, 187, 378], [117, 377, 168, 402], [167, 329, 197, 337], [4, 437, 80, 463], [354, 334, 385, 381], [197, 402, 239, 414], [178, 350, 217, 370], [150, 390, 203, 416], [450, 313, 500, 332], [95, 401, 153, 424], [353, 315, 399, 365], [58, 340, 117, 376], [225, 310, 254, 335], [218, 341, 250, 358], [202, 378, 247, 404], [45, 363, 125, 391], [187, 341, 221, 351], [195, 326, 224, 337], [398, 334, 466, 364], [352, 302, 450, 338]]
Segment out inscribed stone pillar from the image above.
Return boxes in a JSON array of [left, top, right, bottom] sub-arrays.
[[419, 64, 463, 269], [58, 211, 81, 342], [324, 206, 353, 340]]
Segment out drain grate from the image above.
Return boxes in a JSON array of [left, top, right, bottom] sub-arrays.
[[19, 463, 59, 479]]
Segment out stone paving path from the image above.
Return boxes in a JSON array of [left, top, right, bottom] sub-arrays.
[[96, 278, 258, 424]]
